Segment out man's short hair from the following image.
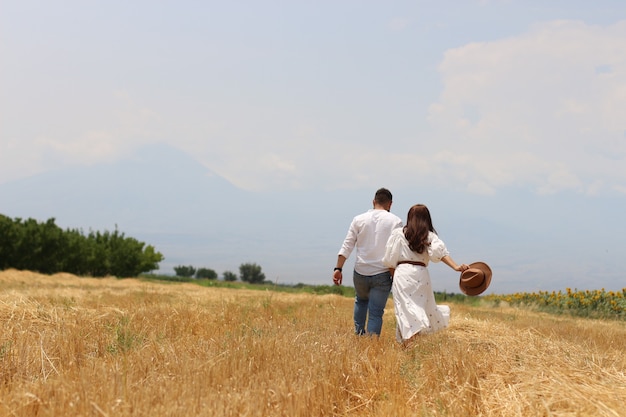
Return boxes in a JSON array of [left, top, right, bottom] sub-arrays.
[[374, 188, 393, 205]]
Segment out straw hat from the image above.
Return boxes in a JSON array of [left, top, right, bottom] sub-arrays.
[[459, 262, 492, 296]]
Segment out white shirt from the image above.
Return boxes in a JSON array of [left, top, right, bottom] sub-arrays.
[[338, 209, 403, 276], [382, 228, 450, 267]]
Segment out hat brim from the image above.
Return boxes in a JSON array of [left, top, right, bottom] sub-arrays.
[[459, 262, 492, 296]]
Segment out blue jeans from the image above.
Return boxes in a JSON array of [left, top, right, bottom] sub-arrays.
[[353, 270, 392, 336]]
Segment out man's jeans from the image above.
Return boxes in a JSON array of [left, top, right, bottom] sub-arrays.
[[353, 270, 392, 336]]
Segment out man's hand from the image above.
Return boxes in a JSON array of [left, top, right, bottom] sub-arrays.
[[333, 269, 343, 286]]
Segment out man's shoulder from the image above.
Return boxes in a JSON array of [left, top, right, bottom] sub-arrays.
[[353, 209, 374, 220], [389, 212, 403, 221], [380, 210, 402, 222], [357, 209, 402, 222]]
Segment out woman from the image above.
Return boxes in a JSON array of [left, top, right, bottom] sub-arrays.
[[382, 204, 469, 343]]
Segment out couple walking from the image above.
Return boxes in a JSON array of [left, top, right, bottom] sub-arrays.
[[333, 188, 491, 343]]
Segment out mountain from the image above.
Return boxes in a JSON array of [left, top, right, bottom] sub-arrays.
[[0, 143, 363, 284], [1, 143, 624, 293], [0, 143, 244, 232]]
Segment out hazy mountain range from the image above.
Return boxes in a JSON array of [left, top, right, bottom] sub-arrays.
[[1, 143, 624, 294], [0, 143, 363, 284]]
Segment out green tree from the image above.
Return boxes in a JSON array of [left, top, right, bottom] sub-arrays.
[[196, 267, 217, 280], [34, 218, 65, 274], [9, 217, 63, 273], [174, 265, 196, 278], [105, 228, 163, 277], [0, 214, 18, 270], [138, 245, 164, 274], [0, 215, 164, 277], [239, 262, 265, 284], [85, 230, 111, 276], [62, 228, 89, 275], [223, 270, 237, 282], [108, 229, 142, 277]]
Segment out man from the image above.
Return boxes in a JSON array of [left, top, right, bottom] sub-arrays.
[[333, 187, 403, 336]]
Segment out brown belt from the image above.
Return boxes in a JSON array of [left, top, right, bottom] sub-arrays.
[[396, 261, 426, 267]]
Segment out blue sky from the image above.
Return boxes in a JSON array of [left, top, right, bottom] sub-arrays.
[[2, 1, 626, 292]]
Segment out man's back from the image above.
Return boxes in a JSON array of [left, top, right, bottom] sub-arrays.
[[340, 209, 403, 276]]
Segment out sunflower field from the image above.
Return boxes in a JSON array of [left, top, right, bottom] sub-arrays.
[[483, 288, 626, 320]]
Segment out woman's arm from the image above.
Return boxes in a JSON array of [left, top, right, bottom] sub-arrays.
[[441, 255, 469, 272]]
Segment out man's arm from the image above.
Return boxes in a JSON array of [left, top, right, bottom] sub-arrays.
[[333, 255, 347, 285]]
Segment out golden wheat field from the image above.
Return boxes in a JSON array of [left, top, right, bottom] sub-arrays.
[[1, 270, 625, 417]]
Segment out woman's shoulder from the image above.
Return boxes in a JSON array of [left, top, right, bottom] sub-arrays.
[[387, 227, 405, 243], [428, 231, 444, 243], [391, 227, 405, 237]]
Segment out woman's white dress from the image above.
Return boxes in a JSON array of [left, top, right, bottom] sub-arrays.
[[382, 228, 451, 342]]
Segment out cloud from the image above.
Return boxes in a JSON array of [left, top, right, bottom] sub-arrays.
[[2, 10, 625, 198], [426, 19, 626, 195], [0, 139, 45, 184], [39, 132, 120, 164], [214, 19, 626, 195], [0, 84, 167, 182], [388, 17, 411, 32]]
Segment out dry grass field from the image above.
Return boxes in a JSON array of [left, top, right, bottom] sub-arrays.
[[1, 270, 625, 417]]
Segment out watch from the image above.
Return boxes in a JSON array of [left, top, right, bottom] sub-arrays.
[[333, 267, 342, 272]]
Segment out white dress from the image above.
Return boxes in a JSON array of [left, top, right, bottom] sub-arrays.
[[382, 228, 451, 342]]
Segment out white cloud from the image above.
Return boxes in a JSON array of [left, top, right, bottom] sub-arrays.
[[0, 139, 45, 184], [613, 184, 626, 195], [40, 132, 119, 164], [426, 19, 626, 195], [388, 17, 410, 32], [467, 181, 496, 195], [215, 19, 626, 194], [3, 10, 626, 198], [0, 88, 166, 180]]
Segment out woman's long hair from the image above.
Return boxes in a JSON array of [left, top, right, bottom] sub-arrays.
[[404, 204, 437, 253]]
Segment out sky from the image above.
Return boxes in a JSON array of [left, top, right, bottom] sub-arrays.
[[1, 1, 626, 292]]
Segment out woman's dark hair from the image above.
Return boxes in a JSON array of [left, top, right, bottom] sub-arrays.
[[404, 204, 437, 253]]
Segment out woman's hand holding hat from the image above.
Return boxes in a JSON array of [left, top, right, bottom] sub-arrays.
[[459, 262, 492, 296]]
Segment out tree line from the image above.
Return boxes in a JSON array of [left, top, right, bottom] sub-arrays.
[[0, 214, 163, 277], [173, 262, 266, 283]]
